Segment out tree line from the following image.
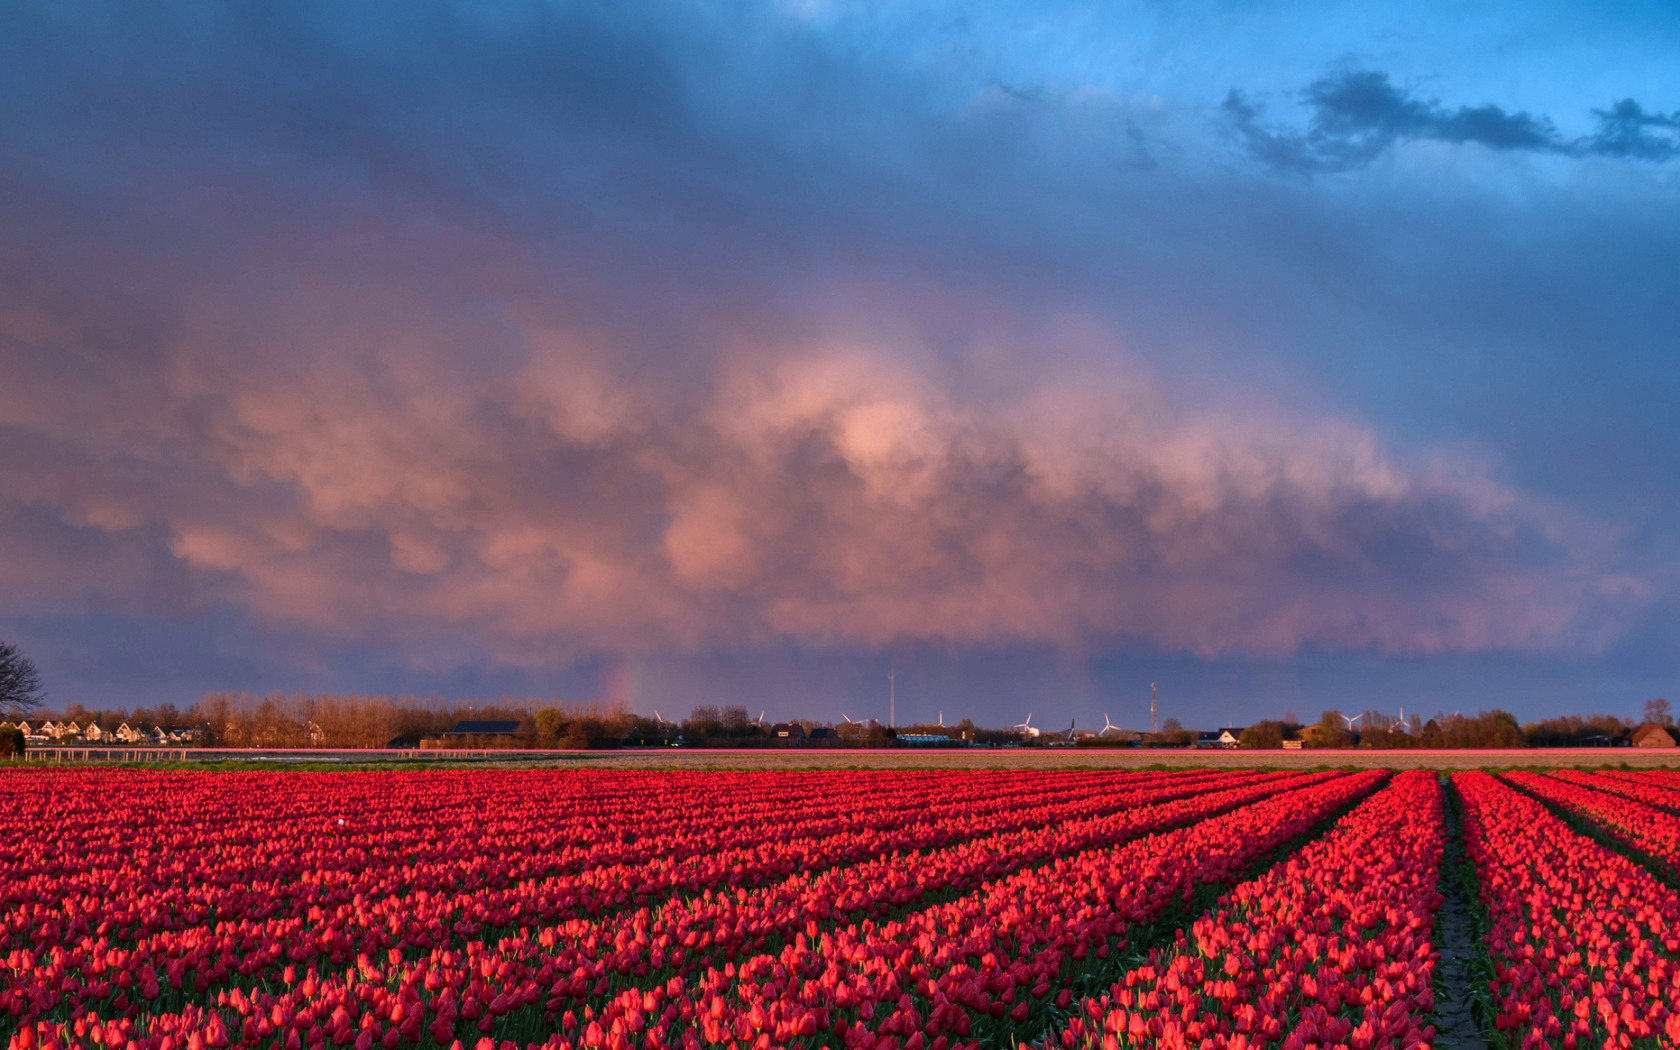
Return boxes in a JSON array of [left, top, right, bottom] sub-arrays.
[[1237, 702, 1673, 749]]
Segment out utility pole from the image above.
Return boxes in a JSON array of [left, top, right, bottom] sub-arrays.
[[1150, 682, 1158, 735], [888, 669, 895, 728]]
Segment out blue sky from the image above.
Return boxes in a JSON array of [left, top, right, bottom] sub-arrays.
[[1, 0, 1677, 727]]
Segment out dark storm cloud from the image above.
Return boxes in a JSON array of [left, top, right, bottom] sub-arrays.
[[1227, 70, 1680, 172], [1588, 99, 1680, 160], [0, 1, 1675, 716]]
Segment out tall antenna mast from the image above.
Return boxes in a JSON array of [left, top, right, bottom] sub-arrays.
[[1151, 682, 1158, 735], [888, 668, 895, 728]]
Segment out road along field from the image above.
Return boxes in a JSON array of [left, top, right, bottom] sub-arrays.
[[4, 767, 1680, 1049], [21, 747, 1680, 771]]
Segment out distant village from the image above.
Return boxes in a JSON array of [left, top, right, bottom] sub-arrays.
[[3, 717, 196, 747]]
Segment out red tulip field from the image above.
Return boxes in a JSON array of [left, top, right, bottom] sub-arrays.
[[5, 766, 1680, 1050]]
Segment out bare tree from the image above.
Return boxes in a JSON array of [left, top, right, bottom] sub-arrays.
[[0, 639, 45, 717], [1644, 697, 1674, 727]]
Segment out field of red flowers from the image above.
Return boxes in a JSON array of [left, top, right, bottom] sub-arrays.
[[4, 765, 1680, 1050]]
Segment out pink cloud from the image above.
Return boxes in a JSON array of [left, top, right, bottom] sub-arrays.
[[0, 176, 1650, 670], [0, 264, 1646, 666]]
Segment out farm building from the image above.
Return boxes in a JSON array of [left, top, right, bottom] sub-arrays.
[[1631, 724, 1678, 747]]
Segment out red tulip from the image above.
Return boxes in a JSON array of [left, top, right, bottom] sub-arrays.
[[12, 763, 1677, 1050]]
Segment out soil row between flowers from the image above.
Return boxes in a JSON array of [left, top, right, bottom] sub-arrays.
[[1432, 778, 1493, 1050]]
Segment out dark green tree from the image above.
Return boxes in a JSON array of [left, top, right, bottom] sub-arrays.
[[0, 639, 45, 717], [1237, 721, 1286, 749]]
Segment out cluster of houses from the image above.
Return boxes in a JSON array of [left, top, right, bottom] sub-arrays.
[[1, 719, 196, 747]]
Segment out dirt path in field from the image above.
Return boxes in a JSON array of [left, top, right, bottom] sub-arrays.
[[1432, 783, 1488, 1049]]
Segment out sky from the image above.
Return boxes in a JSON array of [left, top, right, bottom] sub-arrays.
[[2, 0, 1678, 729]]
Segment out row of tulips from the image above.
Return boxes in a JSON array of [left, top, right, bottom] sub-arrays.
[[8, 772, 1382, 1050], [2, 769, 1196, 950], [0, 766, 1223, 962], [527, 771, 1317, 1010], [1033, 770, 1445, 1050], [1456, 771, 1680, 1048], [2, 767, 945, 948], [46, 766, 1680, 1050], [601, 771, 1385, 1050], [4, 771, 1304, 1039], [1559, 769, 1680, 816], [1607, 769, 1680, 794], [1, 770, 1282, 1026], [1500, 771, 1680, 883]]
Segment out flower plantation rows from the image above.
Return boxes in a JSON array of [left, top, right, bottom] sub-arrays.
[[1035, 770, 1445, 1050], [1460, 772, 1680, 1048], [8, 766, 1680, 1050]]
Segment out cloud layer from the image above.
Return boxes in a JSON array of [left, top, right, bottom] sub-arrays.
[[1, 1, 1675, 708], [0, 247, 1643, 666]]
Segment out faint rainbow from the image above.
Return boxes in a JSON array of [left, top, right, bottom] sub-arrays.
[[599, 657, 638, 713]]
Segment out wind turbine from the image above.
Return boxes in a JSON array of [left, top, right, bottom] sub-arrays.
[[1150, 683, 1158, 735], [1101, 714, 1121, 737], [1012, 713, 1039, 738], [841, 713, 857, 725], [937, 710, 945, 728], [1340, 713, 1364, 731], [752, 711, 767, 728]]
